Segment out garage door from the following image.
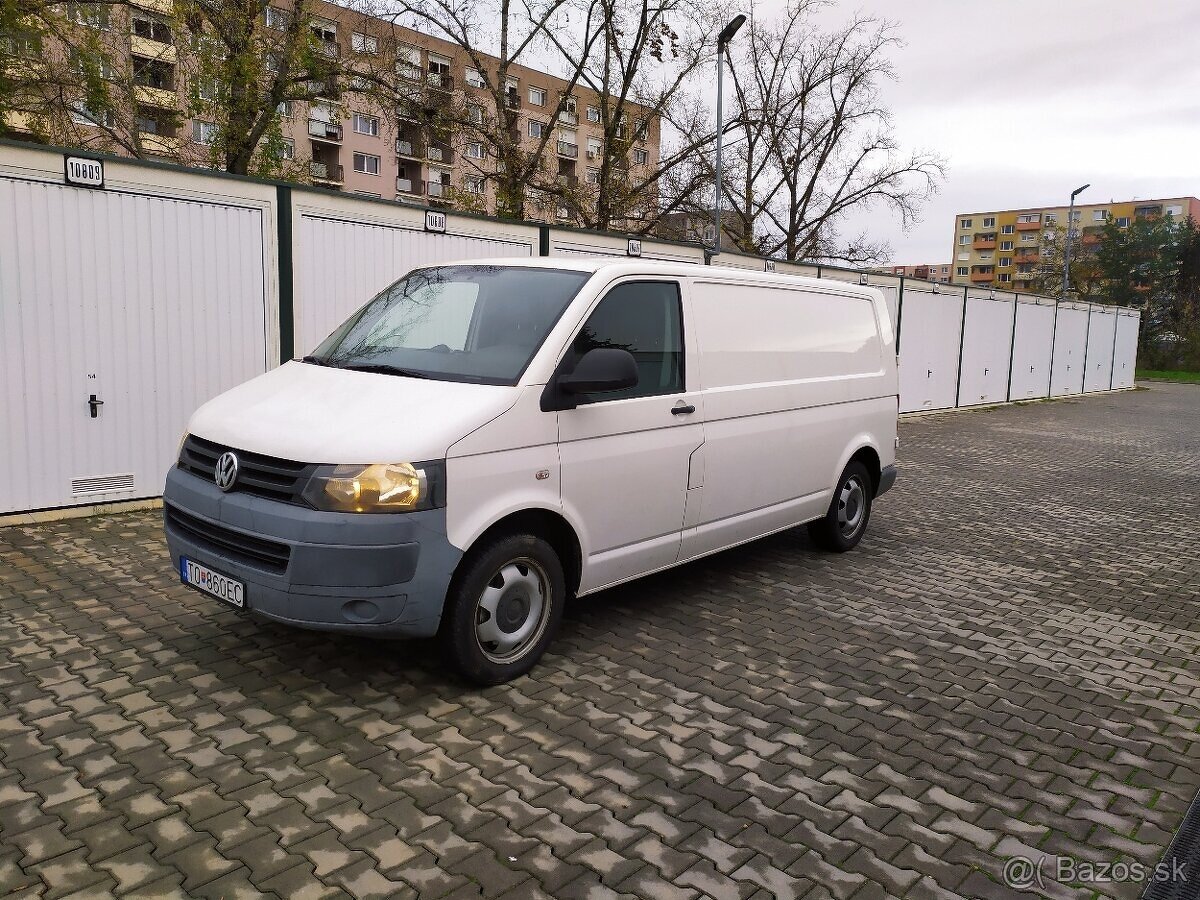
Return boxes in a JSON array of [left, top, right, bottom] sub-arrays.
[[1008, 301, 1055, 400], [294, 215, 534, 355], [1083, 309, 1118, 392], [0, 177, 269, 514], [957, 296, 1015, 406], [898, 290, 964, 413], [1111, 314, 1140, 389]]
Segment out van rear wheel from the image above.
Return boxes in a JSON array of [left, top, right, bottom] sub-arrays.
[[808, 461, 872, 553], [439, 533, 565, 685]]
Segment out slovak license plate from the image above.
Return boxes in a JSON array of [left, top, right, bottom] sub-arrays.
[[180, 557, 245, 609]]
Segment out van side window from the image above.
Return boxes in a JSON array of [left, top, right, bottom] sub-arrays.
[[571, 281, 683, 403]]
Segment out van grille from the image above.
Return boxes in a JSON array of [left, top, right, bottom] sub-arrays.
[[165, 505, 291, 574], [179, 435, 314, 504]]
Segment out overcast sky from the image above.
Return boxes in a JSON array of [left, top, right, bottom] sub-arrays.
[[788, 0, 1200, 264]]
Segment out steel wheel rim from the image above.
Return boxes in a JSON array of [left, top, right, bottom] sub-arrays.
[[474, 556, 551, 665], [837, 476, 866, 537]]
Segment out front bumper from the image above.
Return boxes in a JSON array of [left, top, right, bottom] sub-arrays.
[[876, 464, 898, 498], [162, 465, 461, 637]]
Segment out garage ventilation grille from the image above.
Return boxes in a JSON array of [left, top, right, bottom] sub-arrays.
[[1143, 787, 1200, 900], [70, 474, 135, 497]]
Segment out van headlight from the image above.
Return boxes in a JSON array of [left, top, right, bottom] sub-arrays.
[[301, 461, 444, 513]]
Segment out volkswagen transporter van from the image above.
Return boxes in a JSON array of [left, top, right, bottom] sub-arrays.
[[164, 258, 898, 684]]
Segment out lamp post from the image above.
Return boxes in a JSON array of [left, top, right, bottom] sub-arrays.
[[1062, 183, 1090, 297], [713, 13, 746, 256]]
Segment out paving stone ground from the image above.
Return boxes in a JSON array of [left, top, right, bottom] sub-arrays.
[[2, 382, 1199, 900]]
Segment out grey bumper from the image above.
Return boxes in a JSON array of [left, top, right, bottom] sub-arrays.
[[876, 464, 898, 498], [162, 466, 461, 637]]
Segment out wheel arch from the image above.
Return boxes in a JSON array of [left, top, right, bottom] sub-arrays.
[[456, 507, 584, 597]]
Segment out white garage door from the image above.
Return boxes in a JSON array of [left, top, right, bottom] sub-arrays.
[[957, 297, 1015, 406], [0, 177, 269, 514], [1008, 301, 1055, 400], [898, 290, 964, 413], [1050, 306, 1090, 396], [295, 215, 534, 355], [1111, 314, 1140, 389], [1083, 309, 1118, 392]]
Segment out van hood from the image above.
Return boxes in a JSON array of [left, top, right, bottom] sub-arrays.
[[187, 361, 519, 464]]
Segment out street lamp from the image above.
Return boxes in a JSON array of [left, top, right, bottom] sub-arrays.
[[1062, 183, 1090, 297], [713, 13, 746, 256]]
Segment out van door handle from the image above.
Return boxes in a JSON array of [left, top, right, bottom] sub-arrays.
[[671, 403, 696, 416], [88, 394, 104, 418]]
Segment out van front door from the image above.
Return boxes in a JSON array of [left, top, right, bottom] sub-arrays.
[[556, 280, 702, 593]]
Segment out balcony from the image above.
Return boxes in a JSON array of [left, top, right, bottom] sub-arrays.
[[1135, 205, 1162, 219], [310, 161, 343, 184], [1015, 220, 1041, 231], [1082, 226, 1105, 245], [558, 109, 578, 126], [972, 233, 997, 250], [396, 138, 423, 158], [426, 144, 454, 164], [139, 132, 182, 154], [316, 40, 339, 59], [133, 84, 176, 109], [130, 34, 176, 63], [396, 177, 423, 195], [131, 0, 172, 12], [556, 141, 579, 158], [970, 271, 994, 283], [308, 119, 342, 142], [504, 91, 521, 109], [427, 72, 454, 91], [557, 174, 578, 186], [426, 180, 448, 198]]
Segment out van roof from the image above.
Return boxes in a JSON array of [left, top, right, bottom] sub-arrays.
[[427, 256, 884, 299]]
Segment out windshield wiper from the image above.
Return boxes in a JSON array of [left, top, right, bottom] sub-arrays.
[[300, 354, 333, 367], [340, 363, 431, 379]]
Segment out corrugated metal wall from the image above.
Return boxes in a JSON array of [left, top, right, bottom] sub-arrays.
[[0, 143, 1145, 515], [0, 176, 269, 514]]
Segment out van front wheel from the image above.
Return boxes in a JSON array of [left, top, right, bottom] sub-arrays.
[[439, 534, 565, 685], [808, 461, 873, 552]]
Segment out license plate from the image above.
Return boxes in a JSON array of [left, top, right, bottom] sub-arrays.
[[180, 557, 245, 609]]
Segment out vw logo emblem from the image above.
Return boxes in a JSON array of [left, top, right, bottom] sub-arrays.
[[214, 451, 239, 492]]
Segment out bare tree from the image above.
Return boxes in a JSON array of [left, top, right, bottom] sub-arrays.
[[716, 2, 944, 263]]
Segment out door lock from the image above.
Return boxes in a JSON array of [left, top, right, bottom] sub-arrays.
[[88, 394, 104, 418]]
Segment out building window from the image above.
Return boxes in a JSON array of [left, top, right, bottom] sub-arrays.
[[196, 77, 220, 101], [998, 257, 1012, 268], [351, 32, 377, 54], [959, 235, 970, 245], [1000, 224, 1014, 235], [132, 14, 172, 43], [587, 105, 600, 123], [1021, 233, 1036, 243], [396, 44, 421, 81], [70, 100, 113, 127], [632, 148, 648, 166], [466, 102, 484, 125], [528, 119, 545, 138], [353, 152, 380, 175], [957, 267, 969, 277], [264, 6, 289, 28], [280, 138, 294, 159], [1016, 213, 1040, 223], [998, 273, 1012, 283], [1043, 213, 1057, 226], [528, 86, 546, 106], [464, 175, 484, 194], [587, 137, 601, 158], [983, 217, 995, 228], [1117, 216, 1130, 228], [557, 204, 570, 220], [1093, 209, 1108, 221], [958, 252, 969, 261], [69, 3, 110, 28], [192, 120, 218, 144], [465, 68, 485, 89], [353, 113, 379, 136], [428, 54, 451, 84], [586, 167, 599, 185], [1000, 241, 1014, 252], [1166, 204, 1184, 217], [465, 141, 485, 160], [960, 218, 972, 229]]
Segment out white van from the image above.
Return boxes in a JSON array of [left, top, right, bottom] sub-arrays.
[[164, 258, 897, 683]]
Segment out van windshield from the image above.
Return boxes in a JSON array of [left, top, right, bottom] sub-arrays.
[[307, 265, 591, 385]]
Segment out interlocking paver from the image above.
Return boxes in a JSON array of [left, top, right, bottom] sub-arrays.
[[2, 383, 1200, 898]]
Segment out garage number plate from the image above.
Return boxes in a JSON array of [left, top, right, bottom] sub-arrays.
[[181, 557, 245, 608]]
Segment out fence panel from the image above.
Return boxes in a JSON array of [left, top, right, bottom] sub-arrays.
[[1050, 305, 1090, 396], [1083, 308, 1118, 392], [293, 197, 537, 355], [1008, 300, 1056, 400], [1111, 313, 1140, 389], [958, 294, 1016, 406], [897, 289, 965, 413]]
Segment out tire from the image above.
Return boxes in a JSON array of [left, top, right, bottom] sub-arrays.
[[439, 533, 565, 685], [807, 461, 873, 553]]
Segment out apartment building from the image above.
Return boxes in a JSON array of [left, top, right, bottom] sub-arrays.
[[949, 197, 1200, 289], [9, 0, 661, 224], [877, 263, 953, 283]]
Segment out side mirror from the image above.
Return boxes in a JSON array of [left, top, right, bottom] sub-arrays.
[[559, 348, 639, 394]]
